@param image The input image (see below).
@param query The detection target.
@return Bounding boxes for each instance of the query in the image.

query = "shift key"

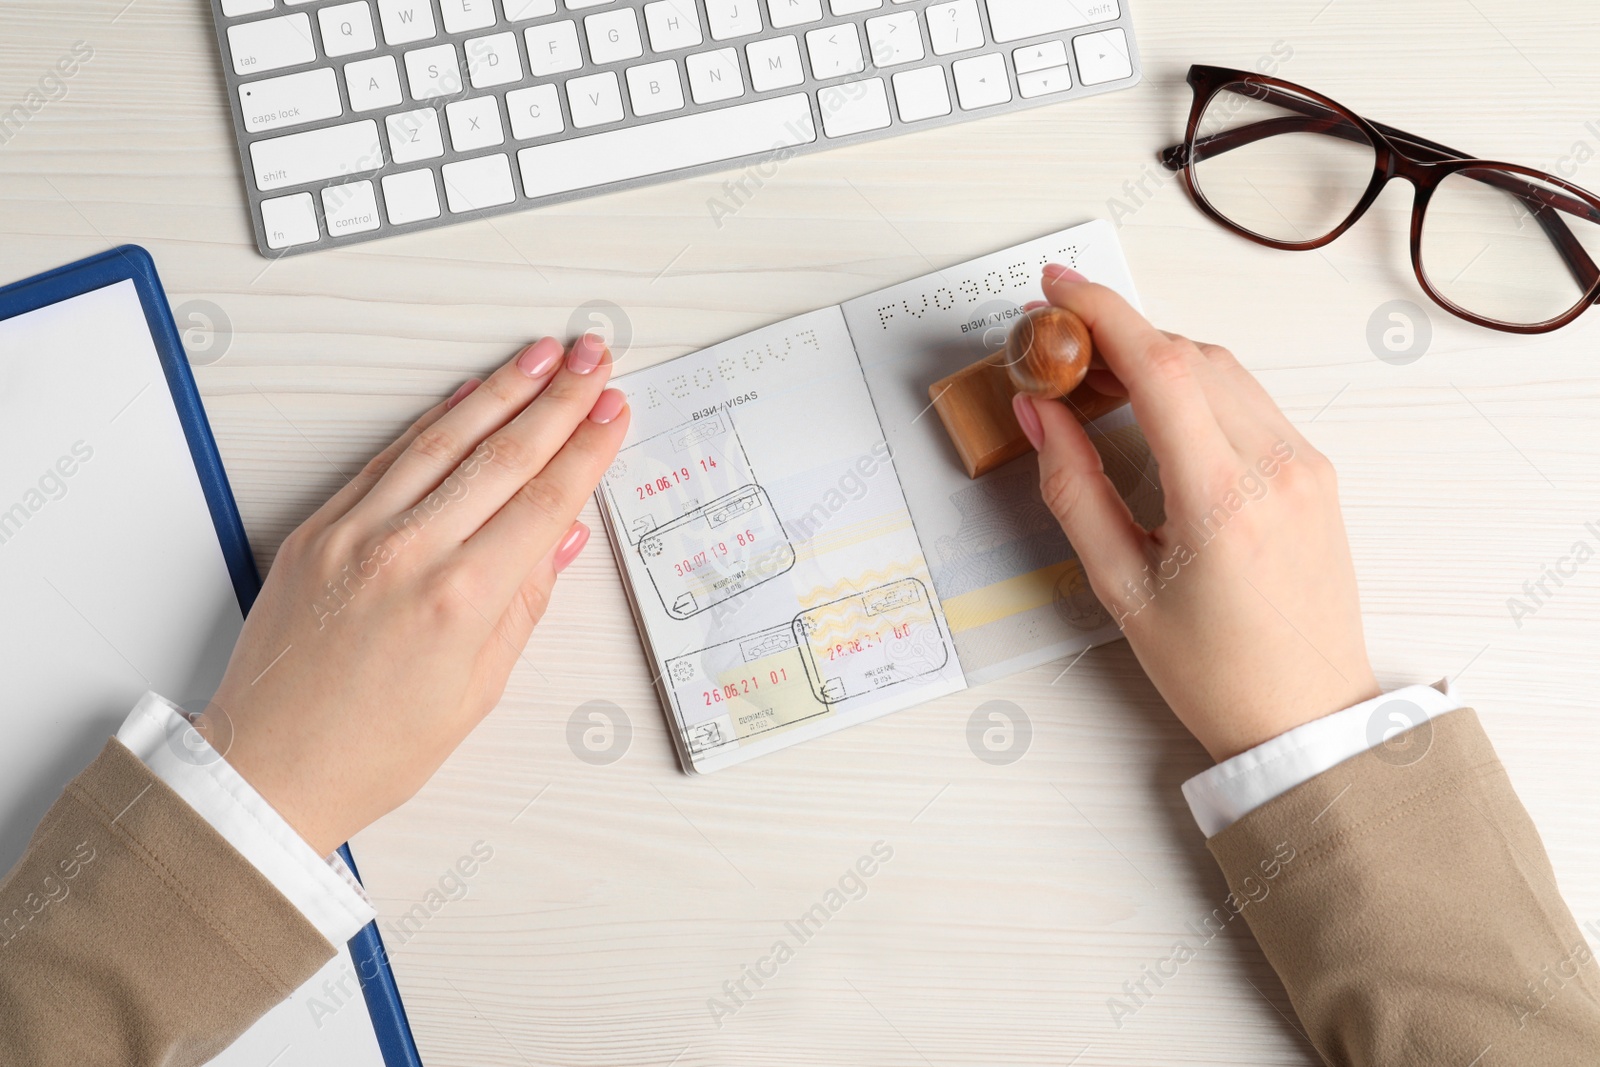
[984,0,1117,43]
[251,120,383,192]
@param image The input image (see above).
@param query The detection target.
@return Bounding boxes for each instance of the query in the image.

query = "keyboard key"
[440,0,497,34]
[986,0,1116,44]
[466,31,523,88]
[747,35,803,91]
[1012,39,1066,73]
[377,0,437,45]
[585,9,644,64]
[705,0,762,41]
[386,107,444,162]
[227,14,316,76]
[260,192,319,248]
[222,0,275,16]
[405,43,463,98]
[626,59,685,115]
[566,0,613,8]
[952,52,1009,108]
[322,179,381,235]
[381,169,441,223]
[819,77,889,135]
[865,11,921,66]
[446,96,505,150]
[250,119,383,191]
[239,68,342,133]
[1073,28,1132,84]
[506,84,565,138]
[526,21,582,75]
[1017,65,1069,97]
[345,55,403,110]
[442,154,517,211]
[829,0,880,13]
[767,0,821,29]
[926,0,981,55]
[891,64,949,120]
[686,47,743,102]
[644,0,703,51]
[504,0,557,18]
[517,92,813,197]
[318,2,376,57]
[567,71,625,127]
[805,24,863,79]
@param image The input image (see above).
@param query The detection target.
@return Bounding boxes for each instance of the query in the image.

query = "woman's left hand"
[200,334,628,855]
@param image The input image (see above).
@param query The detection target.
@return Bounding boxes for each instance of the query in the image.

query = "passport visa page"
[597,220,1159,772]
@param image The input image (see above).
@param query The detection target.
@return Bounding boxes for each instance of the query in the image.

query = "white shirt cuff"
[114,691,376,945]
[1181,681,1463,838]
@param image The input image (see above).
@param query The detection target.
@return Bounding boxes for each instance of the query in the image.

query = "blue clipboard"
[0,246,424,1067]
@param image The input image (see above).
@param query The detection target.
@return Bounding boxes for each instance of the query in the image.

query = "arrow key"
[1073,28,1132,85]
[1012,39,1067,74]
[1018,65,1071,98]
[952,52,1011,109]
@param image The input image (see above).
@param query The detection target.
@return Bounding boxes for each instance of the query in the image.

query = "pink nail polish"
[568,333,607,374]
[588,388,627,424]
[446,378,481,409]
[1043,263,1086,283]
[1012,393,1043,451]
[517,337,562,378]
[553,522,589,573]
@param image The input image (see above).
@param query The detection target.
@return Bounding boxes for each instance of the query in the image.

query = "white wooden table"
[4,2,1598,1063]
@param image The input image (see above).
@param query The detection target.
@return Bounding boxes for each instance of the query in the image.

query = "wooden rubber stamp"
[929,305,1127,478]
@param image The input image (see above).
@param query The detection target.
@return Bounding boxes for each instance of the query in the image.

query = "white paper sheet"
[0,279,388,1067]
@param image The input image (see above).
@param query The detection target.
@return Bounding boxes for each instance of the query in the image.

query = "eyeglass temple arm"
[1157,84,1373,169]
[1159,87,1600,298]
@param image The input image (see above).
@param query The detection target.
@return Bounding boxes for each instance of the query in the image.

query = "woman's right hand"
[1014,266,1379,763]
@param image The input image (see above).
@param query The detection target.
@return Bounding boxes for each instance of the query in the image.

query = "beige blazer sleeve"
[1209,708,1600,1065]
[0,738,334,1066]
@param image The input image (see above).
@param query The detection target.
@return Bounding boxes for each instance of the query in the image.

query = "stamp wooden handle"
[1002,305,1092,398]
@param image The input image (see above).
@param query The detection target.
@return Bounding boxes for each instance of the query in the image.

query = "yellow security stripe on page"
[790,512,914,566]
[940,559,1083,633]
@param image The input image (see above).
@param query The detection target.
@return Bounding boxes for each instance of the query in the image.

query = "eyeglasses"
[1160,65,1600,334]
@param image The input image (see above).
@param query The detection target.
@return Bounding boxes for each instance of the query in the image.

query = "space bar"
[517,94,817,199]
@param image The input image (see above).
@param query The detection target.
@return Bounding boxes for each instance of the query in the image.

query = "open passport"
[596,220,1163,773]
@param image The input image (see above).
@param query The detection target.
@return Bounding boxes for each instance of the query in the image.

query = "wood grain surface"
[2,2,1597,1063]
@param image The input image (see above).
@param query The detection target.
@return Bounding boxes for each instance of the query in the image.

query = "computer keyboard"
[210,0,1139,256]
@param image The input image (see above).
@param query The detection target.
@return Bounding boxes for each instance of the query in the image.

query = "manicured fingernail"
[1043,263,1086,282]
[588,388,627,424]
[446,378,481,409]
[568,333,607,374]
[1012,393,1043,451]
[517,336,562,378]
[553,522,589,573]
